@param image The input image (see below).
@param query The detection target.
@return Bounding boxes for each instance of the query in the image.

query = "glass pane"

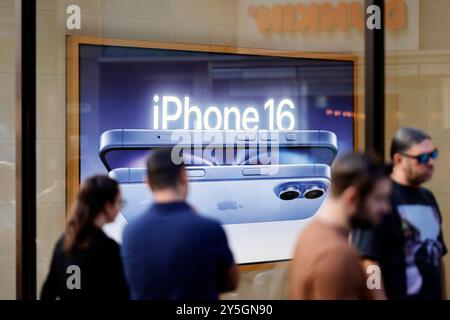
[36,0,67,299]
[0,0,16,300]
[36,0,367,299]
[386,0,450,295]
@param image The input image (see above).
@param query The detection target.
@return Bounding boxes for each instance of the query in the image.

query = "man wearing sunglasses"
[353,127,447,300]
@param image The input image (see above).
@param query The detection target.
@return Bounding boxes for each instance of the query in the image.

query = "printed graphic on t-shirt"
[397,205,443,295]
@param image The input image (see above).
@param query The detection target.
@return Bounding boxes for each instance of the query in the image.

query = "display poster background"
[72,38,356,263]
[79,44,355,179]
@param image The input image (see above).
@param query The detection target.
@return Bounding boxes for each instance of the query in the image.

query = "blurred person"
[353,128,447,300]
[121,147,239,300]
[40,175,129,300]
[290,153,391,300]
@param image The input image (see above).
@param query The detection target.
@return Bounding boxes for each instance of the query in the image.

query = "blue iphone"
[99,129,337,263]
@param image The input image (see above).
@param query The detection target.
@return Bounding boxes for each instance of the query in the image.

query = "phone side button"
[236,133,256,141]
[186,169,206,177]
[286,133,297,141]
[242,168,270,176]
[260,133,279,141]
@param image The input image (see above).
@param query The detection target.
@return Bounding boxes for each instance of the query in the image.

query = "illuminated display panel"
[67,36,357,263]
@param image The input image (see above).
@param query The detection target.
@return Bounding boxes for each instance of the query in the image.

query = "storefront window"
[0,0,16,300]
[35,0,369,299]
[385,0,450,294]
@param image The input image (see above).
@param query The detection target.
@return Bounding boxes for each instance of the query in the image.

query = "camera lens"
[303,186,325,199]
[278,186,301,201]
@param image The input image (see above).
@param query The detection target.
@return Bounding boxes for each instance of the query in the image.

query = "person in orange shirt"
[290,153,391,300]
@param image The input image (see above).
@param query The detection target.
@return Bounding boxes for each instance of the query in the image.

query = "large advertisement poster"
[70,37,356,264]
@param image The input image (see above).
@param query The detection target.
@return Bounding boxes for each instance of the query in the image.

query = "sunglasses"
[400,149,439,164]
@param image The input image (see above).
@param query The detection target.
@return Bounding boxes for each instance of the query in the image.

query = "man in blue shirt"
[121,147,239,300]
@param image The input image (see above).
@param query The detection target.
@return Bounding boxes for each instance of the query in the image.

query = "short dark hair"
[146,147,184,190]
[330,152,390,199]
[390,127,431,160]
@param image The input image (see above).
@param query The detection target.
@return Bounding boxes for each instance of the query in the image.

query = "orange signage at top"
[248,0,407,33]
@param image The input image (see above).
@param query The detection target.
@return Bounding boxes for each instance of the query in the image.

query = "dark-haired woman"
[40,175,129,300]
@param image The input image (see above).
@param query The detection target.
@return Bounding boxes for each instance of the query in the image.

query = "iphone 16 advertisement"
[78,44,355,263]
